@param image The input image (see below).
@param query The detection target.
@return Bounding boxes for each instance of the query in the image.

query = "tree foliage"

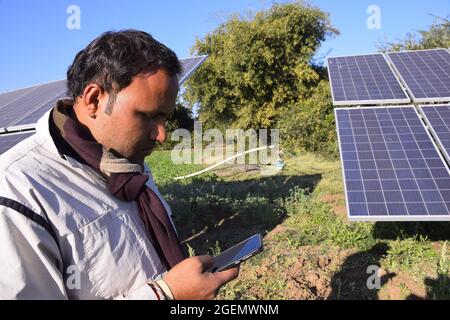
[166,103,194,133]
[158,103,194,149]
[277,80,337,156]
[183,1,338,133]
[378,16,450,52]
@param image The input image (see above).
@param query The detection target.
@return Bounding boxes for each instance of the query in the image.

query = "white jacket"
[0,110,176,300]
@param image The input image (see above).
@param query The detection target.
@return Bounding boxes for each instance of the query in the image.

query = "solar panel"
[335,106,450,221]
[178,55,208,85]
[0,80,67,130]
[0,131,35,155]
[0,85,38,112]
[388,49,450,103]
[327,54,410,106]
[0,56,208,132]
[420,104,450,164]
[11,89,68,128]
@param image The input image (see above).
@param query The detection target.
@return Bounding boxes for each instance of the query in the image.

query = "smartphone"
[209,234,263,272]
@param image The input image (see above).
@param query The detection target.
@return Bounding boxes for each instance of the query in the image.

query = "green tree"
[378,16,450,52]
[277,80,338,157]
[166,102,194,133]
[183,1,338,132]
[158,102,194,149]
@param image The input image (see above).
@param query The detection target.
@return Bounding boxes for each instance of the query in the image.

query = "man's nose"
[150,123,167,144]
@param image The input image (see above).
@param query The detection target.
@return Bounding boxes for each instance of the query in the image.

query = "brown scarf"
[51,99,186,269]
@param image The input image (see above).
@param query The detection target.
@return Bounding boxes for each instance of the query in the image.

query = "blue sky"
[0,0,448,92]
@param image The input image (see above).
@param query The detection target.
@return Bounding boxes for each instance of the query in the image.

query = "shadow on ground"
[159,174,322,255]
[329,241,450,300]
[407,275,450,300]
[373,222,450,241]
[328,243,396,300]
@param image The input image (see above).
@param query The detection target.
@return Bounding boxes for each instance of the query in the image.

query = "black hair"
[66,29,181,113]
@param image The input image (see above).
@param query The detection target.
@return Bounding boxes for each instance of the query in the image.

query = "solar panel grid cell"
[336,106,450,221]
[13,90,68,126]
[388,49,450,103]
[328,54,410,106]
[420,104,450,165]
[0,85,38,112]
[0,80,67,129]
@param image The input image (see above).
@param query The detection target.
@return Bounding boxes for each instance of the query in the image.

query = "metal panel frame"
[4,124,36,132]
[327,53,411,106]
[0,130,36,137]
[386,49,450,104]
[335,105,450,222]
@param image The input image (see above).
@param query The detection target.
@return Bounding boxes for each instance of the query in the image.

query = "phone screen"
[211,234,262,272]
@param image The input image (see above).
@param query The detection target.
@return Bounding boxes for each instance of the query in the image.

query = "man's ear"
[80,83,106,117]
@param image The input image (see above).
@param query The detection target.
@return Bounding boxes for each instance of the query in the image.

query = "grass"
[381,236,436,275]
[146,150,216,186]
[145,150,450,300]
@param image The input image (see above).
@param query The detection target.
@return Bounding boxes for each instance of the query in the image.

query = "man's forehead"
[114,71,170,96]
[132,71,178,96]
[137,69,178,85]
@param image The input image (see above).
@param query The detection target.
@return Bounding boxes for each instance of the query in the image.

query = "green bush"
[277,80,338,158]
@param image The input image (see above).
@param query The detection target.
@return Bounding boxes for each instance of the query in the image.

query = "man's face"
[94,69,179,164]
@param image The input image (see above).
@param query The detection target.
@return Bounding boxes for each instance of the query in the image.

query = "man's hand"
[163,255,239,300]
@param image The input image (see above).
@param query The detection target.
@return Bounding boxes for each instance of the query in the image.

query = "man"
[0,30,239,299]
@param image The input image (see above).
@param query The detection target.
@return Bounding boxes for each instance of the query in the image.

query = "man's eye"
[140,113,165,122]
[139,112,153,120]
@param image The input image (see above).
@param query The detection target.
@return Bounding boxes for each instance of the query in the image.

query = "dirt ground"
[232,226,432,300]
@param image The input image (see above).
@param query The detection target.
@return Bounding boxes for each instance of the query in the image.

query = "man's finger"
[214,265,240,285]
[196,255,214,271]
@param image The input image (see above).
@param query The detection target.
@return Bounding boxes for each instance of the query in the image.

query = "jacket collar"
[35,103,102,177]
[35,101,156,182]
[36,108,61,157]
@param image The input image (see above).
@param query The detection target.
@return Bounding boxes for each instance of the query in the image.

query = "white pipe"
[174,145,276,180]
